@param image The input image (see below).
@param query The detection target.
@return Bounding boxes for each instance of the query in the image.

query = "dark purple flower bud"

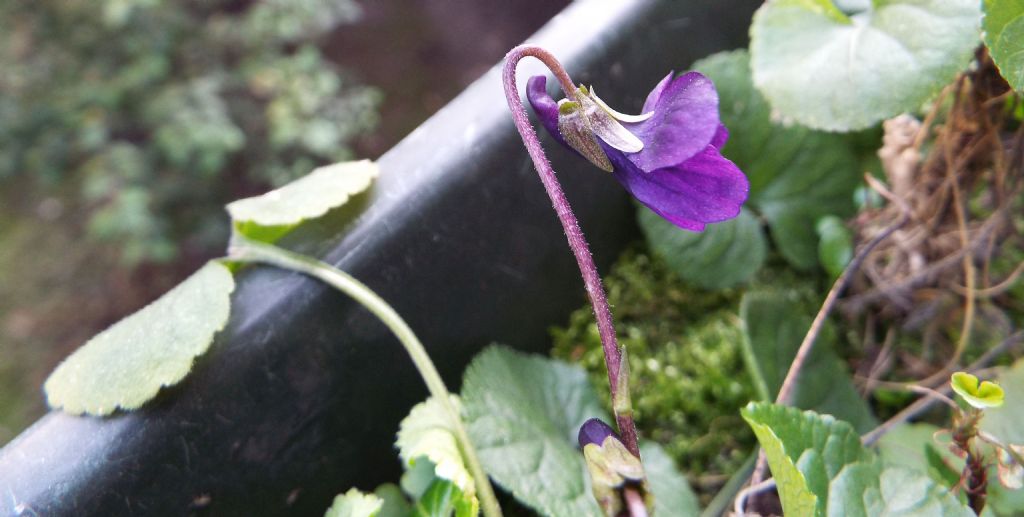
[527,72,749,232]
[579,417,618,448]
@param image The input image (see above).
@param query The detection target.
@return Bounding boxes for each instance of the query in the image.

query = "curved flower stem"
[228,237,503,517]
[502,44,639,457]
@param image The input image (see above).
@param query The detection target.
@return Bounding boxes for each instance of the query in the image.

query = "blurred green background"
[0,0,567,444]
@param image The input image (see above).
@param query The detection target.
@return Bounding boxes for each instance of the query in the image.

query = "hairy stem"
[228,237,503,517]
[502,43,639,456]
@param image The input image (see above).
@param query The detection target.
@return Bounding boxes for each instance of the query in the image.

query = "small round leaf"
[951,371,1005,408]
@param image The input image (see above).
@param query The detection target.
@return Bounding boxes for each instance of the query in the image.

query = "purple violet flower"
[527,72,749,232]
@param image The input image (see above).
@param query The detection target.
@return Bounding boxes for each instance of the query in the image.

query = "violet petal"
[710,124,729,150]
[526,75,568,149]
[624,71,720,172]
[604,141,749,231]
[641,71,673,114]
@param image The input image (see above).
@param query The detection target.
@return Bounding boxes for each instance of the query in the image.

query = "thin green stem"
[228,237,502,517]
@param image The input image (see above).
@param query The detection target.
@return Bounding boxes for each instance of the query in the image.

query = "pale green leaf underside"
[396,395,477,501]
[461,345,606,517]
[983,0,1024,90]
[226,159,378,242]
[45,261,235,415]
[694,50,860,270]
[325,488,384,517]
[638,206,766,289]
[751,0,982,131]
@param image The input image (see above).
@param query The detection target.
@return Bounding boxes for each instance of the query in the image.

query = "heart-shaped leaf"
[750,0,981,131]
[951,371,1005,408]
[45,261,235,415]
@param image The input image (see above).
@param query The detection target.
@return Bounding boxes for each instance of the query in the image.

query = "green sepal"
[582,436,652,516]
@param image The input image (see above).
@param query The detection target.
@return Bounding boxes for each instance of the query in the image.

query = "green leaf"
[44,261,235,415]
[951,371,1006,408]
[741,403,861,516]
[373,484,412,517]
[829,463,975,516]
[414,479,477,517]
[396,396,477,504]
[875,423,961,487]
[325,488,383,517]
[983,0,1024,90]
[742,403,972,516]
[462,346,701,516]
[640,441,700,517]
[980,359,1024,516]
[816,216,853,278]
[402,458,440,501]
[226,159,378,243]
[638,206,766,289]
[461,345,606,516]
[750,0,981,131]
[739,291,877,432]
[693,50,861,270]
[981,359,1024,443]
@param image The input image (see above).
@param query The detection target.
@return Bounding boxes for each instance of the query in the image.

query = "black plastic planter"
[0,1,758,515]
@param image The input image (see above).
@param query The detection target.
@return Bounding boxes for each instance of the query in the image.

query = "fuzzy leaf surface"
[45,261,234,415]
[750,0,981,131]
[227,159,378,242]
[461,346,606,516]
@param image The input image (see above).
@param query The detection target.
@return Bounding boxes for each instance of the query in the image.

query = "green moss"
[550,248,757,482]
